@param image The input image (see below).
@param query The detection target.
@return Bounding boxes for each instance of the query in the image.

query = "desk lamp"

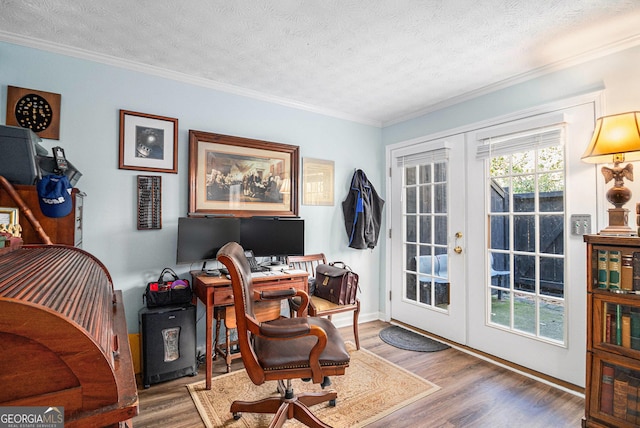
[582,111,640,235]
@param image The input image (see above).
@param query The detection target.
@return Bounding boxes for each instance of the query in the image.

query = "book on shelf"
[633,252,640,291]
[604,304,619,346]
[622,254,634,290]
[617,304,623,346]
[631,308,640,351]
[598,250,609,288]
[614,372,629,419]
[601,364,615,415]
[609,250,622,289]
[637,379,640,426]
[627,376,640,423]
[623,314,632,348]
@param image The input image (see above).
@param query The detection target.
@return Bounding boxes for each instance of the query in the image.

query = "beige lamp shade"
[582,112,640,163]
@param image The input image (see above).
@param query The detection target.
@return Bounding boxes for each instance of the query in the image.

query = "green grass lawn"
[490,293,564,342]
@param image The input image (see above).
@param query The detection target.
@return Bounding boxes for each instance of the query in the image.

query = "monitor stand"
[264,256,287,271]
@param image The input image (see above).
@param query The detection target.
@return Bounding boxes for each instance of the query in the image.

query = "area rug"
[187,342,440,427]
[379,325,450,352]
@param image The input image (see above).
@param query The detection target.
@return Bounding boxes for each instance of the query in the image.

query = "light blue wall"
[0,41,385,339]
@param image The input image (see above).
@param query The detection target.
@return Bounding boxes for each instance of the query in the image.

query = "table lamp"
[581,111,640,235]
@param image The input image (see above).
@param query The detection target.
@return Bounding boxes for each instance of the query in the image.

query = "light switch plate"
[570,214,591,235]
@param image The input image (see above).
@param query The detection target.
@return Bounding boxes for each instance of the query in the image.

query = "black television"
[0,124,47,185]
[176,217,240,268]
[240,217,304,259]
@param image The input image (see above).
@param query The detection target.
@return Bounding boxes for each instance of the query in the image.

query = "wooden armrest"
[293,290,309,316]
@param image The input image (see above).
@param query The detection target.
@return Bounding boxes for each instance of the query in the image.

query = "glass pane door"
[465,102,596,386]
[390,135,466,344]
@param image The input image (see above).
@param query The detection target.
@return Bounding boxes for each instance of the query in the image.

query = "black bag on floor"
[315,262,359,305]
[144,268,192,308]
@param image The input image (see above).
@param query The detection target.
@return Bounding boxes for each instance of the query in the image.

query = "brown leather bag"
[315,262,359,305]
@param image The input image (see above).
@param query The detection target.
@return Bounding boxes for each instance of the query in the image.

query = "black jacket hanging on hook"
[342,169,385,249]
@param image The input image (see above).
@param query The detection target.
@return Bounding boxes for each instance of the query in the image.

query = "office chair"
[217,242,350,428]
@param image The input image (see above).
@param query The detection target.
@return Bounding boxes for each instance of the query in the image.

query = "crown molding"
[2,30,638,130]
[383,34,640,127]
[0,31,382,128]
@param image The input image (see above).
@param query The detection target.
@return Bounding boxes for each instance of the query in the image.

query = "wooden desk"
[191,270,309,390]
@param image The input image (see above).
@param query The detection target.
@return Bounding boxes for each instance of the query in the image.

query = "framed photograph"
[119,110,178,173]
[188,130,299,217]
[302,158,335,206]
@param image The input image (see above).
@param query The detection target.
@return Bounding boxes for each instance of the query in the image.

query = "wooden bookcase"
[584,235,640,427]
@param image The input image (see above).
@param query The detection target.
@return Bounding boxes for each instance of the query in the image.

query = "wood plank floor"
[132,320,585,427]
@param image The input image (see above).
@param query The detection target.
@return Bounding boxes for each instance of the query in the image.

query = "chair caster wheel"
[329,399,336,407]
[233,412,242,420]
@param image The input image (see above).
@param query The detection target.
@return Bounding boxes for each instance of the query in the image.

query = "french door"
[388,99,598,386]
[389,134,466,344]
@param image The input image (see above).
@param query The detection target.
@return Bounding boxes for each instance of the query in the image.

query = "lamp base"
[599,207,635,236]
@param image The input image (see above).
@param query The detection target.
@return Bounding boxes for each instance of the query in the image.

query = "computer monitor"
[176,217,240,268]
[240,217,304,258]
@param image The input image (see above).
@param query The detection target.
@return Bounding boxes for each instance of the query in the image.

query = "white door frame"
[384,91,603,387]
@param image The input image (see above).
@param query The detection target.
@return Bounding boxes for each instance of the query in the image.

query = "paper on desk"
[282,269,309,275]
[250,272,267,278]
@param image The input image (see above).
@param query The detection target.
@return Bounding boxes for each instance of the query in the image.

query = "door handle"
[454,232,463,254]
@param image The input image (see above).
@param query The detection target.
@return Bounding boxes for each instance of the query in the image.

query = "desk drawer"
[213,287,234,305]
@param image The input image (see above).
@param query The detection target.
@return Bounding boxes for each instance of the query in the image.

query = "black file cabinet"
[139,304,197,388]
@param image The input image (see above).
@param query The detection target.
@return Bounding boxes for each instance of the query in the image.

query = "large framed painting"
[188,131,299,217]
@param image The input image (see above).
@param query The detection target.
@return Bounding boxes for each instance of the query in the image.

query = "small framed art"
[302,158,334,206]
[0,207,21,237]
[119,110,178,173]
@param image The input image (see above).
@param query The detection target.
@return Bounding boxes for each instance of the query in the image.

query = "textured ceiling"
[1,0,640,126]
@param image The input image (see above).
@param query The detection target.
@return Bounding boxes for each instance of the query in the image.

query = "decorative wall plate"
[6,85,61,139]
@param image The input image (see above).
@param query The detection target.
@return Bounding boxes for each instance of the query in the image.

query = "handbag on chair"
[315,262,359,305]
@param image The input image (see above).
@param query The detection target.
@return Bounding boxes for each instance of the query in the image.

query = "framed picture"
[0,207,19,225]
[0,207,21,237]
[119,110,178,173]
[188,130,299,217]
[302,158,334,206]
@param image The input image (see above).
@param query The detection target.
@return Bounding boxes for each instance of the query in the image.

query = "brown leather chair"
[287,253,361,350]
[217,242,350,428]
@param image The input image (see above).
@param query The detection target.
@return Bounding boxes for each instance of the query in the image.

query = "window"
[400,147,450,309]
[479,124,566,343]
